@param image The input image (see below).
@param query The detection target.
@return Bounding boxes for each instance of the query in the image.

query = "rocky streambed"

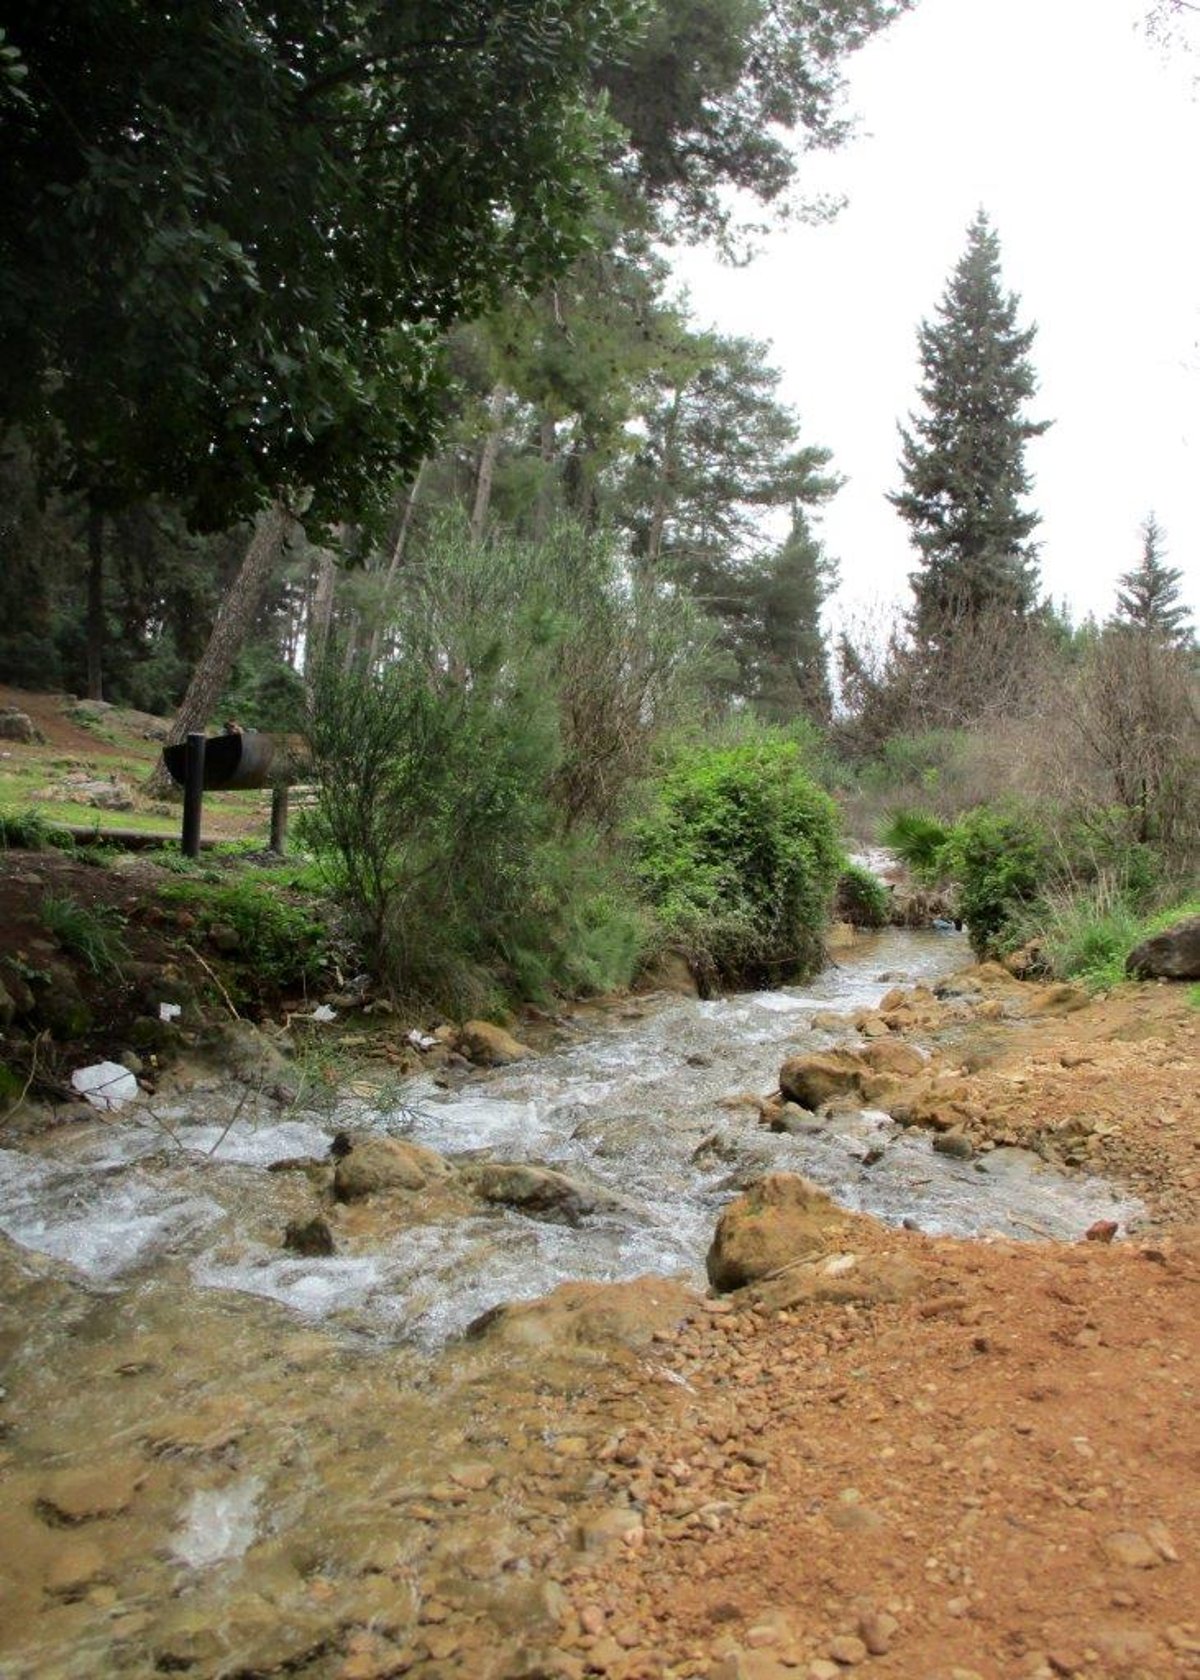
[0,931,1165,1679]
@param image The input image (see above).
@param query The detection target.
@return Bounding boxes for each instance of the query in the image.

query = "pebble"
[1101,1530,1161,1570]
[826,1634,868,1665]
[857,1612,897,1655]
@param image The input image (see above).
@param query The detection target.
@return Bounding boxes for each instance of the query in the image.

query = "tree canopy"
[0,0,640,528]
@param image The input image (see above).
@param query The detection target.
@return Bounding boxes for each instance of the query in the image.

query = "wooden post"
[181,732,206,859]
[269,784,289,856]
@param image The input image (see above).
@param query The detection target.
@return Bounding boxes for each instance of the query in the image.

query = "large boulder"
[1126,916,1200,981]
[332,1135,451,1201]
[0,707,40,743]
[468,1162,605,1225]
[706,1173,847,1293]
[456,1019,534,1067]
[778,1050,869,1110]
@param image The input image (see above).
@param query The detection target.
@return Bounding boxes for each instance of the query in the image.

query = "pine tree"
[736,509,839,724]
[891,211,1050,656]
[1112,514,1194,646]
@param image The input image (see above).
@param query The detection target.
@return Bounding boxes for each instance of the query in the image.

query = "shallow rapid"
[0,929,1138,1345]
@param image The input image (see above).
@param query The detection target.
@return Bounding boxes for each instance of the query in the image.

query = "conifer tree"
[1112,514,1194,646]
[891,211,1050,657]
[737,510,838,723]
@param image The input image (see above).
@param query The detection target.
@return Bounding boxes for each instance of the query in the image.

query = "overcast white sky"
[673,0,1200,631]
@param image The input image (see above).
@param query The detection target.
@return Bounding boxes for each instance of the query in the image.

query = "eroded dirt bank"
[0,971,1196,1680]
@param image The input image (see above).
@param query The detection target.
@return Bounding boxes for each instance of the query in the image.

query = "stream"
[0,928,1144,1680]
[0,928,1137,1345]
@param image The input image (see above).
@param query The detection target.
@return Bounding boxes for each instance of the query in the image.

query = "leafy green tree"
[622,334,837,584]
[1112,514,1194,647]
[891,211,1050,656]
[1,1,638,531]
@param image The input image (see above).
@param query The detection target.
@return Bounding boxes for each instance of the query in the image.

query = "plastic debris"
[406,1029,439,1052]
[158,1002,182,1022]
[70,1062,139,1112]
[310,1004,338,1023]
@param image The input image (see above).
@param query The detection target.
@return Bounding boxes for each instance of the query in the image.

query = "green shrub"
[305,522,702,1010]
[858,729,969,796]
[41,894,129,976]
[0,806,66,852]
[939,806,1049,958]
[632,734,842,986]
[836,861,891,928]
[880,809,950,879]
[161,878,330,994]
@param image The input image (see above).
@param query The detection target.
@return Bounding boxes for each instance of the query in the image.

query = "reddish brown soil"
[526,986,1200,1680]
[0,684,126,755]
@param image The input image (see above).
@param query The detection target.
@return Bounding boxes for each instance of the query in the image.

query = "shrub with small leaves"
[633,734,842,986]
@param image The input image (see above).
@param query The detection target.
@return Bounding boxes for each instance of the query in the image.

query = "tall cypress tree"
[891,211,1050,654]
[1112,513,1194,646]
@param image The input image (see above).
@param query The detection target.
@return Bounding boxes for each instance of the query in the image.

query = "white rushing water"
[0,930,1140,1341]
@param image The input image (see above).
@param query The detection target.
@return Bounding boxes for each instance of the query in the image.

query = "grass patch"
[41,893,130,976]
[0,806,64,851]
[160,876,332,995]
[1032,888,1200,991]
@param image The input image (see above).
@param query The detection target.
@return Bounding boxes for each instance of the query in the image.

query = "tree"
[598,0,914,244]
[1,2,640,533]
[2,2,643,725]
[735,510,839,723]
[1112,514,1194,646]
[891,211,1050,660]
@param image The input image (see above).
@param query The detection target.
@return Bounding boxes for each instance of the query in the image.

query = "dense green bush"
[835,861,891,928]
[632,734,842,987]
[160,878,331,995]
[937,805,1049,958]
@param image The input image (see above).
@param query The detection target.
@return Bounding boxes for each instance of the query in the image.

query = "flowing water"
[0,929,1136,1346]
[0,930,1141,1677]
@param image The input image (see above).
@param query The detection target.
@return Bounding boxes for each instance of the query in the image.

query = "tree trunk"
[469,383,507,542]
[165,499,290,746]
[85,505,105,701]
[306,542,338,680]
[533,413,557,542]
[646,385,682,570]
[366,461,426,668]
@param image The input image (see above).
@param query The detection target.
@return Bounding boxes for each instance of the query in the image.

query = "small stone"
[827,1635,868,1665]
[44,1540,108,1595]
[857,1612,897,1656]
[283,1216,336,1257]
[1101,1530,1160,1569]
[1085,1220,1118,1243]
[932,1129,974,1160]
[37,1463,142,1525]
[448,1462,496,1491]
[809,1664,841,1680]
[1145,1520,1178,1562]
